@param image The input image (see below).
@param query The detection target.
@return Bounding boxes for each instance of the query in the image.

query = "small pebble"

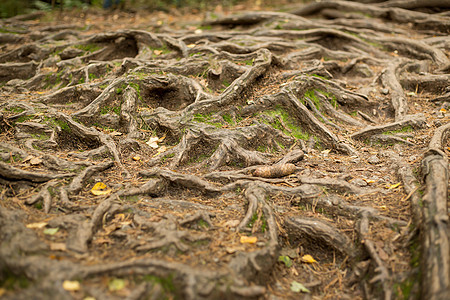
[368,155,380,164]
[381,88,389,95]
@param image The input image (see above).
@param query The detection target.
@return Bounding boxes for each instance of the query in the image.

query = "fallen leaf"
[240,236,257,244]
[406,92,415,96]
[22,155,34,163]
[108,278,125,291]
[363,178,375,184]
[43,227,59,235]
[0,288,5,297]
[153,50,163,56]
[132,156,141,161]
[187,44,196,48]
[278,255,293,268]
[290,281,310,293]
[26,222,48,229]
[91,182,111,196]
[321,149,331,155]
[386,182,401,189]
[300,254,317,263]
[440,108,446,113]
[146,136,160,148]
[110,131,123,136]
[63,280,80,291]
[50,242,67,251]
[379,205,387,210]
[30,157,42,165]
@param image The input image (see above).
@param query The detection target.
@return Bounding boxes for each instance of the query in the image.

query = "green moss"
[310,73,328,80]
[382,125,413,135]
[78,77,85,84]
[350,111,358,117]
[14,115,34,123]
[128,82,143,101]
[130,71,148,80]
[31,133,48,140]
[256,145,267,152]
[197,219,209,228]
[222,114,234,125]
[0,268,30,290]
[304,90,321,110]
[199,25,212,30]
[54,119,70,132]
[222,80,231,87]
[193,113,223,128]
[3,154,21,163]
[74,43,102,53]
[150,45,171,58]
[88,73,97,81]
[142,274,175,293]
[5,107,25,113]
[247,212,258,229]
[115,87,123,94]
[263,107,310,140]
[161,153,175,162]
[100,105,121,115]
[100,83,109,89]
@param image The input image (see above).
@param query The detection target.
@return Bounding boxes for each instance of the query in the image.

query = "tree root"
[419,122,450,299]
[285,216,355,259]
[351,114,426,140]
[356,212,392,300]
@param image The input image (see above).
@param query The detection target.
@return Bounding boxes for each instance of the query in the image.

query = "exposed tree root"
[0,2,448,299]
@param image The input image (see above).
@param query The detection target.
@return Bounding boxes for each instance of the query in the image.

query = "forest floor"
[0,1,449,299]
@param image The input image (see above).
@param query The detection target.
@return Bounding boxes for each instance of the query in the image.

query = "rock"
[381,88,389,95]
[368,155,380,164]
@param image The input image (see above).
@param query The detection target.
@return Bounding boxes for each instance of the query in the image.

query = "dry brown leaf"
[26,222,47,229]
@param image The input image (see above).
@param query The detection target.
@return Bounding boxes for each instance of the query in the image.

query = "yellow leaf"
[300,254,317,263]
[63,280,80,291]
[26,222,47,229]
[240,236,257,244]
[440,108,447,113]
[187,44,196,48]
[363,179,375,184]
[153,50,163,56]
[36,91,46,94]
[0,288,5,297]
[132,156,141,161]
[386,182,401,189]
[379,205,387,210]
[91,182,111,196]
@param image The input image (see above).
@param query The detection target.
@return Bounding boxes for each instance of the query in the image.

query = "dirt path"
[0,1,449,299]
